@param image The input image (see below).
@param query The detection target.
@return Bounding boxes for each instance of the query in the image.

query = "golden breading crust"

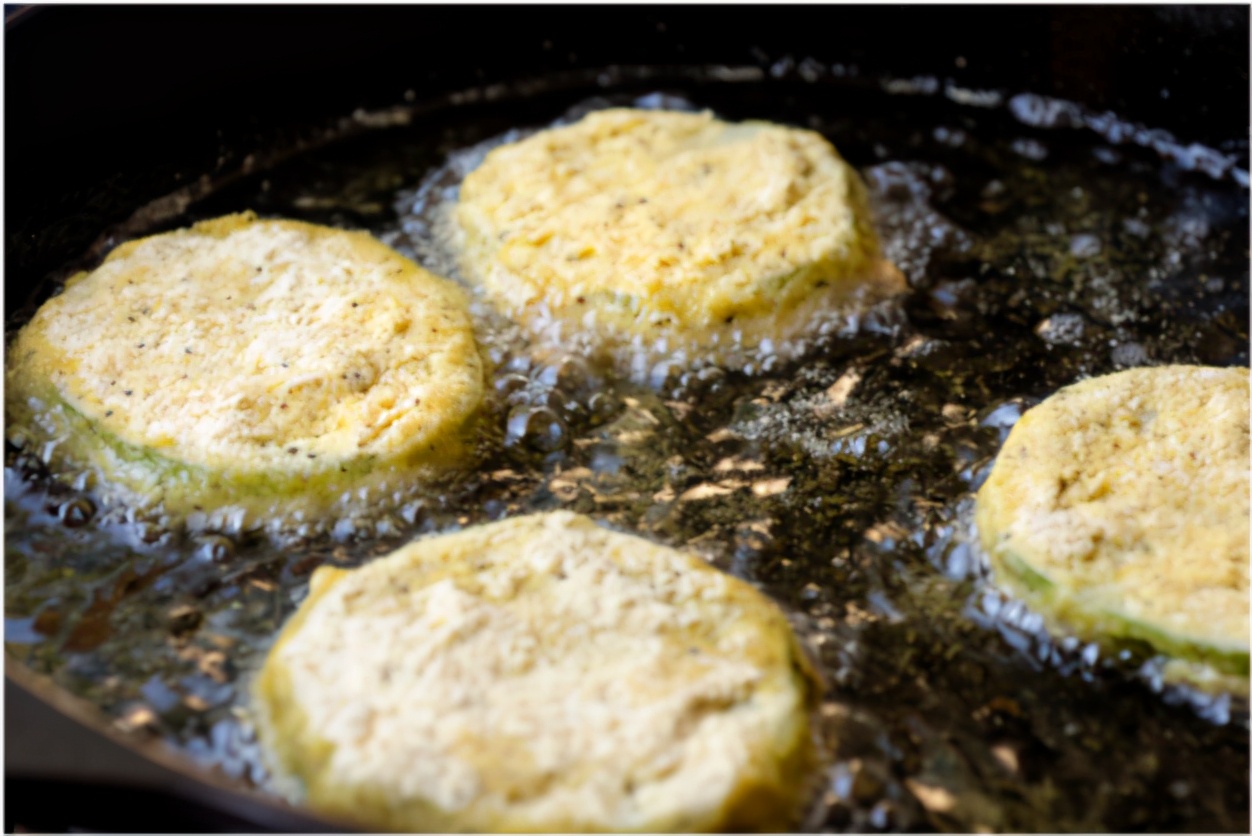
[455,109,904,371]
[6,213,486,526]
[254,511,821,832]
[976,366,1249,691]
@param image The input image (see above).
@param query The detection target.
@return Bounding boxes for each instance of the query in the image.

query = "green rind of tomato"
[7,383,478,522]
[992,546,1249,679]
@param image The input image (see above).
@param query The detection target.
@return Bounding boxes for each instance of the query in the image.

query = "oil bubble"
[586,392,619,424]
[649,359,685,392]
[57,496,95,528]
[535,354,594,394]
[933,126,967,147]
[540,388,568,414]
[1034,312,1087,346]
[1069,234,1102,258]
[977,398,1038,440]
[1010,137,1049,161]
[195,534,236,563]
[1110,341,1150,368]
[494,373,530,397]
[399,500,426,525]
[506,405,567,453]
[132,521,167,546]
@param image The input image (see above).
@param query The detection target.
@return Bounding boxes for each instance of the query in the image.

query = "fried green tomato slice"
[455,108,904,373]
[6,213,486,528]
[976,366,1250,693]
[254,511,821,832]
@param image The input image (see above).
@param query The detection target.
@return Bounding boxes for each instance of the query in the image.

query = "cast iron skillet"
[5,6,1250,832]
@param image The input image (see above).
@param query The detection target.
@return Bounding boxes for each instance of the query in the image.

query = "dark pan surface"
[6,46,1250,836]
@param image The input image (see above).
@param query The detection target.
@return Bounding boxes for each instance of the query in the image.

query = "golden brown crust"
[976,366,1250,688]
[6,213,486,522]
[455,109,904,369]
[254,511,820,832]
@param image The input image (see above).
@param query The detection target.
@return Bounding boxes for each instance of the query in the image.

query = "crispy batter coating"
[6,213,486,524]
[976,366,1250,690]
[456,109,903,370]
[255,511,821,832]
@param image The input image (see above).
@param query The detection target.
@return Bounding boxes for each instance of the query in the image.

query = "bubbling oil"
[5,76,1249,833]
[393,95,908,386]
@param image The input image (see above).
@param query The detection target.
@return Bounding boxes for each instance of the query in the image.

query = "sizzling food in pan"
[5,213,487,533]
[455,108,904,378]
[255,511,821,832]
[976,365,1250,694]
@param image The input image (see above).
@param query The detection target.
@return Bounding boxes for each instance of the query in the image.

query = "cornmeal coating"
[455,109,903,369]
[6,213,486,525]
[255,511,821,832]
[976,366,1249,691]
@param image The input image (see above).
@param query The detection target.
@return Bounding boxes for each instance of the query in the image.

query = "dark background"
[8,5,1249,146]
[6,5,1250,304]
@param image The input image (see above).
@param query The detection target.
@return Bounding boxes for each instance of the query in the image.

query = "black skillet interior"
[5,6,1251,833]
[8,4,1250,307]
